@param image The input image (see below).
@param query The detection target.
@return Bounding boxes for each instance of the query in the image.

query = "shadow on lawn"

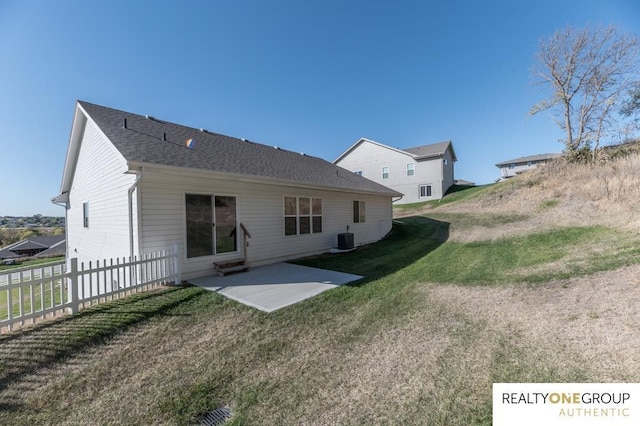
[0,285,205,412]
[296,215,450,286]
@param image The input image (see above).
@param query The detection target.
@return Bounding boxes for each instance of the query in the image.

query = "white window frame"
[284,196,323,236]
[406,163,415,176]
[419,184,432,199]
[382,166,389,179]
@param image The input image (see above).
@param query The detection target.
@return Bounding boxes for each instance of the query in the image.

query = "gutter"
[127,168,144,258]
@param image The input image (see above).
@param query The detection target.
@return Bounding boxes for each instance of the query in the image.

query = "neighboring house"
[495,153,562,180]
[334,138,457,204]
[52,101,401,280]
[0,235,66,260]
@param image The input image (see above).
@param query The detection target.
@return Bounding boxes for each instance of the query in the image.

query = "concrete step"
[214,259,249,276]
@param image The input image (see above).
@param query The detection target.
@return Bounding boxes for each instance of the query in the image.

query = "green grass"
[394,184,493,211]
[0,217,638,424]
[0,256,65,272]
[426,212,529,228]
[0,258,67,320]
[413,225,625,284]
[0,279,67,320]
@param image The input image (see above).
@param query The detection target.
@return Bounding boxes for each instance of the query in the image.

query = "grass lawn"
[0,217,638,424]
[0,256,65,273]
[0,258,67,320]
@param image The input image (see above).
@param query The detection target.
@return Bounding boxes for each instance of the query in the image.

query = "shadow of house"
[294,215,450,286]
[0,286,205,412]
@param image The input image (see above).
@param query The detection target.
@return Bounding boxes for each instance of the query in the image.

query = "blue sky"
[1,0,638,216]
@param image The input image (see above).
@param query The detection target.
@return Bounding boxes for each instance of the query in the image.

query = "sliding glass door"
[186,194,237,258]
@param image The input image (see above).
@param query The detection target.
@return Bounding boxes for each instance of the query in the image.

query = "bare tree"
[530,25,640,162]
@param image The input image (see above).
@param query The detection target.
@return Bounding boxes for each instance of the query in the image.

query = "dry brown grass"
[424,151,640,243]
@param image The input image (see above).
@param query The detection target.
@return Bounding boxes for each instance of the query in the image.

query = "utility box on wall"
[337,233,354,250]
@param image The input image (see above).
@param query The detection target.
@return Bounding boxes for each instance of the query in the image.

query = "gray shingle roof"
[495,153,562,167]
[78,101,401,197]
[403,141,456,161]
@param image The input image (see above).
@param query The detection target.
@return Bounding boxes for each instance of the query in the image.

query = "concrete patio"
[188,262,363,312]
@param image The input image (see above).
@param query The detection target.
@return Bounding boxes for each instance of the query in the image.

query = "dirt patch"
[428,265,640,382]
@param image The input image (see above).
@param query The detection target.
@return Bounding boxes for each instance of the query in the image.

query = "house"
[0,235,66,260]
[52,101,401,280]
[495,153,562,180]
[333,138,457,204]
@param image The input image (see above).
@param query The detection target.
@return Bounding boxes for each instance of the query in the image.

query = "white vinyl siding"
[138,167,393,280]
[66,117,137,266]
[334,139,456,204]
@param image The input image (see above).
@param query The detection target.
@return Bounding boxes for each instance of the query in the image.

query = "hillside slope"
[392,151,640,383]
[398,149,640,241]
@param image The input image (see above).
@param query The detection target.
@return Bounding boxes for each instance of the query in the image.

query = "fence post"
[67,258,80,315]
[173,244,182,285]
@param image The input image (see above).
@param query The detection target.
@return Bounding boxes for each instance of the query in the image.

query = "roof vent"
[200,128,208,133]
[123,118,127,129]
[241,138,247,142]
[145,115,155,120]
[163,132,167,141]
[274,146,280,150]
[186,138,197,149]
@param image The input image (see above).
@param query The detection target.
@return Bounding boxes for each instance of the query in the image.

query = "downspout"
[51,195,70,259]
[127,168,144,258]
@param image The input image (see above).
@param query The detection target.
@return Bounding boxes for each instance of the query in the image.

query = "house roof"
[334,137,456,163]
[403,141,457,161]
[0,249,19,260]
[495,153,562,167]
[8,240,49,251]
[0,236,65,258]
[57,102,401,198]
[36,240,66,257]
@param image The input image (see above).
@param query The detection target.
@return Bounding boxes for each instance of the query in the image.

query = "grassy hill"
[1,151,640,424]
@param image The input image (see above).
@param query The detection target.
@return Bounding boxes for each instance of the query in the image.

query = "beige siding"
[66,118,137,266]
[335,140,452,204]
[138,167,393,280]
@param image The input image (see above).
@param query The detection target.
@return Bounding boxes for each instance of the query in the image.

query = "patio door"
[186,194,237,258]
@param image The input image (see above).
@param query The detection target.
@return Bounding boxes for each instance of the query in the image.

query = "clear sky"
[1,0,638,216]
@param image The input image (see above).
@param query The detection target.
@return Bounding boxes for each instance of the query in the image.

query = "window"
[353,200,365,223]
[419,185,432,198]
[312,198,322,233]
[299,197,311,234]
[406,163,415,176]
[83,202,89,228]
[443,159,448,165]
[284,197,322,236]
[382,166,389,179]
[509,163,515,169]
[284,196,297,236]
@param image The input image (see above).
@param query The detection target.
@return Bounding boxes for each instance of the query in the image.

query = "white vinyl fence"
[0,246,181,333]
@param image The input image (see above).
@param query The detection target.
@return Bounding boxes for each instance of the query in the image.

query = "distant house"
[495,153,562,180]
[334,138,457,204]
[0,235,66,260]
[52,101,401,280]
